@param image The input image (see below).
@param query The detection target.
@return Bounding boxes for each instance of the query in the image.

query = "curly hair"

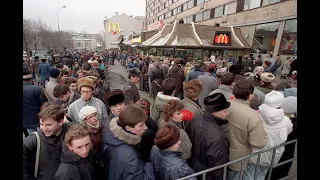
[163,100,184,122]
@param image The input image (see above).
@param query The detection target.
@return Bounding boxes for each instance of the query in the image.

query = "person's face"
[125,121,147,136]
[66,135,91,158]
[131,76,140,83]
[69,83,77,92]
[62,75,69,81]
[171,110,183,122]
[92,64,99,69]
[78,73,84,78]
[80,87,93,101]
[213,108,229,119]
[59,91,71,102]
[169,140,181,151]
[40,118,64,137]
[109,102,125,116]
[84,112,99,126]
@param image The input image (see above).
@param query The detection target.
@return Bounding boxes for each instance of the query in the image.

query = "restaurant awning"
[111,35,124,45]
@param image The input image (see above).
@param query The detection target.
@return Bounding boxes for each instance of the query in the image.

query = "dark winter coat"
[101,117,156,180]
[93,87,107,105]
[150,66,164,95]
[62,57,73,69]
[168,64,185,94]
[150,146,196,180]
[38,62,51,82]
[23,123,73,180]
[54,142,96,180]
[93,68,105,80]
[123,81,140,105]
[188,111,230,180]
[140,117,158,162]
[23,82,48,129]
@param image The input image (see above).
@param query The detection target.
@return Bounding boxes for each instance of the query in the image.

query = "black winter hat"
[204,93,231,113]
[128,68,140,79]
[106,89,125,107]
[49,68,60,78]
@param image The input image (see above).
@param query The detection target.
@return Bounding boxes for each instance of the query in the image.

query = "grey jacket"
[209,84,234,100]
[123,81,140,105]
[197,73,219,108]
[150,146,196,180]
[150,92,180,123]
[67,97,109,123]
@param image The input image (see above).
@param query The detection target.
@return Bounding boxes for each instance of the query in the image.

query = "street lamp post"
[57,6,66,35]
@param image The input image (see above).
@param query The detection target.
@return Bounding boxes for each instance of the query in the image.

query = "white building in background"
[69,33,103,51]
[103,12,145,49]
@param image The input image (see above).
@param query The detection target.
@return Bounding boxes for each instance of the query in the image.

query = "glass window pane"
[252,22,280,54]
[279,19,297,55]
[262,0,280,6]
[195,13,203,22]
[225,2,237,14]
[188,0,194,9]
[203,10,210,20]
[244,0,261,10]
[214,6,224,18]
[197,0,204,6]
[177,6,181,13]
[183,3,188,11]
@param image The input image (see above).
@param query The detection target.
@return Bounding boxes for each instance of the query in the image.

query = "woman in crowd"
[159,99,192,160]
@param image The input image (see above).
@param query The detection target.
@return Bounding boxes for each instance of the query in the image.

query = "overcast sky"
[23,0,146,34]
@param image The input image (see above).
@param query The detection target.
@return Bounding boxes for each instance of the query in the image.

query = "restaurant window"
[214,6,224,18]
[203,10,210,20]
[197,0,204,6]
[279,19,297,55]
[262,0,280,6]
[244,0,261,10]
[169,0,172,5]
[183,3,188,11]
[166,11,172,18]
[188,0,194,9]
[186,16,193,23]
[224,2,237,15]
[195,13,203,22]
[76,42,82,47]
[252,22,280,54]
[177,6,182,13]
[165,1,169,8]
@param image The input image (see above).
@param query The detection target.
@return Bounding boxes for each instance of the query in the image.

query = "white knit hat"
[78,106,97,123]
[264,90,285,108]
[281,96,297,114]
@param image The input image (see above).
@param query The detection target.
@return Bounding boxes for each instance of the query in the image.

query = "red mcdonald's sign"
[214,32,231,45]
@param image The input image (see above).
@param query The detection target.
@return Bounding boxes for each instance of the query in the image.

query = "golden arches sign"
[108,22,121,33]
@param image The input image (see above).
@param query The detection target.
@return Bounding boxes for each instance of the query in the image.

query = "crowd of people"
[23,50,297,180]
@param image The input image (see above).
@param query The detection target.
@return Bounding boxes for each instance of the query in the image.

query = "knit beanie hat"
[50,68,60,78]
[283,88,297,97]
[264,90,285,108]
[184,79,203,99]
[77,77,95,91]
[154,124,180,150]
[78,106,97,124]
[280,96,297,114]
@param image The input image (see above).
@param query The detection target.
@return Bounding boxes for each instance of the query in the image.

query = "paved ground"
[105,61,296,179]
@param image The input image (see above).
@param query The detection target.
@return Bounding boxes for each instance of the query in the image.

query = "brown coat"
[225,99,268,171]
[168,64,185,94]
[123,81,140,105]
[150,66,164,95]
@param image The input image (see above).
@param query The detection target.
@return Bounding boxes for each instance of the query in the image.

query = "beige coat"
[225,99,268,171]
[45,77,60,101]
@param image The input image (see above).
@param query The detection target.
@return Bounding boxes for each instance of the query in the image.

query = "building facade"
[104,13,145,49]
[145,0,297,60]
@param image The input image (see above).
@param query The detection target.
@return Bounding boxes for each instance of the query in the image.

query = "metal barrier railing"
[177,139,297,180]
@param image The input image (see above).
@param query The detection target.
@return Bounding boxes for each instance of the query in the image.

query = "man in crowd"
[123,68,141,105]
[23,69,48,135]
[45,67,61,101]
[53,84,80,113]
[67,77,109,123]
[226,79,268,179]
[23,103,73,180]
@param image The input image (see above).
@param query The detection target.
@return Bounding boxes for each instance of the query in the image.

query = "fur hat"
[204,93,231,113]
[128,68,140,79]
[106,90,125,107]
[280,96,297,114]
[184,79,203,99]
[283,88,297,97]
[49,68,60,78]
[260,72,275,83]
[264,90,284,108]
[154,124,180,150]
[78,106,97,123]
[77,77,95,91]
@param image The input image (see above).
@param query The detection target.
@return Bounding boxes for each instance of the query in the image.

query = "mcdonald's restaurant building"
[103,12,146,49]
